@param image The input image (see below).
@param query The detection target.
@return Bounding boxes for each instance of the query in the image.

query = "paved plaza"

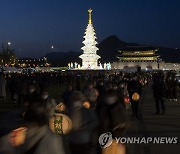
[126,84,180,154]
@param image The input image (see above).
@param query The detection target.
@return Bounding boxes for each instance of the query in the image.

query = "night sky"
[0,0,180,58]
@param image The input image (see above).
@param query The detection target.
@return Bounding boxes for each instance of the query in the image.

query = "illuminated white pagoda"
[79,9,101,69]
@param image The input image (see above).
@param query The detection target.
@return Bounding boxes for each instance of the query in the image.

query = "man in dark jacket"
[127,76,142,118]
[152,76,166,114]
[63,83,73,108]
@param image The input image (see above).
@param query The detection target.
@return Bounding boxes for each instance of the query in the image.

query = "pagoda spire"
[79,9,101,69]
[88,8,92,24]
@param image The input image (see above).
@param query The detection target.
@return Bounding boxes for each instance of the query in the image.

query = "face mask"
[89,86,93,89]
[113,86,118,90]
[73,101,82,108]
[29,89,35,93]
[133,77,137,81]
[42,95,48,100]
[100,83,103,86]
[120,84,124,88]
[105,97,117,105]
[68,88,72,91]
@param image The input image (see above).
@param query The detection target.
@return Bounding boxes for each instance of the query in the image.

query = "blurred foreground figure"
[23,102,65,154]
[40,91,56,117]
[84,82,99,109]
[99,90,127,154]
[0,101,65,154]
[99,90,127,135]
[69,91,99,154]
[0,110,24,154]
[0,74,7,101]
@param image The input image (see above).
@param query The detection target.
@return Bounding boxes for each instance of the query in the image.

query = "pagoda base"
[80,66,101,70]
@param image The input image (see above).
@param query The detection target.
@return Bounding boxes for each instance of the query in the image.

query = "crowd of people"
[0,70,179,154]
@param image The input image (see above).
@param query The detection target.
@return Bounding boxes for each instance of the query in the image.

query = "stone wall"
[112,61,165,70]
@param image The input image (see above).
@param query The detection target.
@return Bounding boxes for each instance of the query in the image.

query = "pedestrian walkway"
[126,84,180,154]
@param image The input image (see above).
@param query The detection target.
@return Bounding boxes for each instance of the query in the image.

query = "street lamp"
[8,42,11,45]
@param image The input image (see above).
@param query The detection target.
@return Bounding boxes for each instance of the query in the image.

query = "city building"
[17,57,49,68]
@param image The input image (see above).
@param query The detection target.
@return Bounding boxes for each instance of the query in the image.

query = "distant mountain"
[46,35,180,66]
[97,35,139,62]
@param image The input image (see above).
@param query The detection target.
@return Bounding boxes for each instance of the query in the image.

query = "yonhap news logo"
[99,132,178,148]
[98,132,113,148]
